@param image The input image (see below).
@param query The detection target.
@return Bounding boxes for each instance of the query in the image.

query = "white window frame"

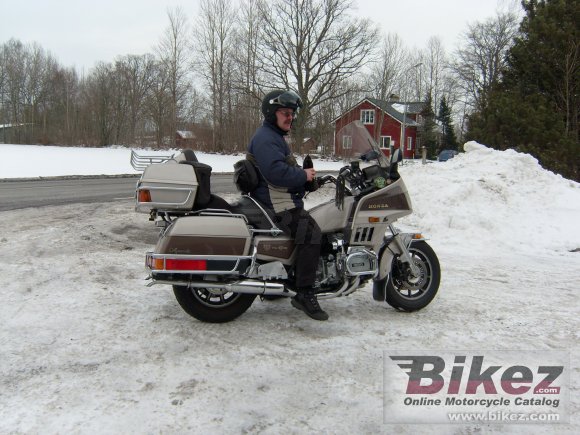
[360,109,375,125]
[407,136,413,151]
[379,136,391,149]
[342,135,352,149]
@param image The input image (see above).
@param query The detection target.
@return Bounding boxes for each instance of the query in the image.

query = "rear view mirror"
[360,150,379,162]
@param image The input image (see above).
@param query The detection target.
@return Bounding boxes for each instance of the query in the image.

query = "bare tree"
[47,65,79,144]
[193,0,238,152]
[145,61,172,148]
[157,6,191,147]
[368,33,408,102]
[115,54,155,145]
[451,11,519,111]
[419,37,447,111]
[230,0,264,144]
[2,39,27,143]
[257,0,379,152]
[83,62,117,146]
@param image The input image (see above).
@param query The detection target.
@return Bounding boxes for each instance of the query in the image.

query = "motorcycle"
[135,120,440,323]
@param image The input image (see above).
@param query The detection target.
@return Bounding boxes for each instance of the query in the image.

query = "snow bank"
[398,143,580,253]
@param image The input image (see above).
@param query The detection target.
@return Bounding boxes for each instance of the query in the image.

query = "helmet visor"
[269,90,303,109]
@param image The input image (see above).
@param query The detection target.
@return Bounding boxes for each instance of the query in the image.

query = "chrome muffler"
[147,278,295,296]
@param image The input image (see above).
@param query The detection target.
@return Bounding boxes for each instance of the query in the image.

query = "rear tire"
[173,285,256,323]
[381,241,441,311]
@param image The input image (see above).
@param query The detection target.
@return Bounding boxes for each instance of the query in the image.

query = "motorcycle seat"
[228,195,276,230]
[192,194,230,212]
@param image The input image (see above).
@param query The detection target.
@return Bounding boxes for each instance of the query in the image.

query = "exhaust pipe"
[148,278,295,297]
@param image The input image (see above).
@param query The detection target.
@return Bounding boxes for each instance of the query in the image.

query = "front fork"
[379,225,422,280]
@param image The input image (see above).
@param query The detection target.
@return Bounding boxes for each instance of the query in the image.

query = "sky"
[1,140,578,433]
[0,0,518,73]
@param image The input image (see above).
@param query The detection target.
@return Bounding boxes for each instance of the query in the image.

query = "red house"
[175,130,196,148]
[333,97,424,159]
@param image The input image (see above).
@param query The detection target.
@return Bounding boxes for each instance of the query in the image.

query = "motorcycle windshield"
[336,120,390,168]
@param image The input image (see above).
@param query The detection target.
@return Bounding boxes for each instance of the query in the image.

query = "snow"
[1,143,579,433]
[0,144,343,179]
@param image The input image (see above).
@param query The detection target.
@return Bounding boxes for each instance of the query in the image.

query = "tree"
[419,92,438,158]
[421,37,447,111]
[256,0,379,152]
[468,0,579,181]
[451,12,519,111]
[194,0,237,152]
[367,33,407,101]
[438,96,458,151]
[145,61,172,148]
[115,55,155,145]
[230,0,265,145]
[157,6,191,147]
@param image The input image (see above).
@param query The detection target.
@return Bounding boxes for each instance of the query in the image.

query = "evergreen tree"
[437,96,458,151]
[468,0,579,181]
[419,92,438,158]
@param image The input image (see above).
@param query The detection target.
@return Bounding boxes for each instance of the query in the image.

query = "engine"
[317,234,345,286]
[316,234,378,287]
[345,248,378,276]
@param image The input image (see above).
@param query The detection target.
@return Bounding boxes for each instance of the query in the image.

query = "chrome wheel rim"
[390,248,433,300]
[191,288,241,308]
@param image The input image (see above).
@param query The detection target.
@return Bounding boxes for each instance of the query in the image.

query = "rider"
[247,90,328,321]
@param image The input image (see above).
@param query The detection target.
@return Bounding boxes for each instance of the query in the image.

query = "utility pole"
[399,63,422,164]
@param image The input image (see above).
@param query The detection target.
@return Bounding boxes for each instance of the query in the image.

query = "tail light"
[165,259,207,271]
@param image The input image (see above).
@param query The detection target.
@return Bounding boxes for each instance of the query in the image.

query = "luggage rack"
[130,150,174,171]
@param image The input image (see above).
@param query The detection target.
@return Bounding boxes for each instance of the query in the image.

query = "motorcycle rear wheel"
[382,240,441,311]
[173,285,256,323]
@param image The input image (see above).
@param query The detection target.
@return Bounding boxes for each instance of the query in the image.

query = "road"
[0,174,239,211]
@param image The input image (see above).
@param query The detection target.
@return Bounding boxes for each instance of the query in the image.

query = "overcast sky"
[1,0,519,72]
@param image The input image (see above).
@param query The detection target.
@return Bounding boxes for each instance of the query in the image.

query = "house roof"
[0,123,26,130]
[332,98,422,127]
[366,98,420,126]
[390,101,425,114]
[176,130,195,139]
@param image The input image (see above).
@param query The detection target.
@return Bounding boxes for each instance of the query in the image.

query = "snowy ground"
[0,143,579,433]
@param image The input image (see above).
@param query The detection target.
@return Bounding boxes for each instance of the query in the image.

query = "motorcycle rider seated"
[247,90,328,321]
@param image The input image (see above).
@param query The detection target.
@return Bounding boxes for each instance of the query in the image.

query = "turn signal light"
[153,258,164,270]
[138,189,152,203]
[413,233,423,239]
[368,217,380,223]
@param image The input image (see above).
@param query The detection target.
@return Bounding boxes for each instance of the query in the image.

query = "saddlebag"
[135,161,211,213]
[146,215,253,277]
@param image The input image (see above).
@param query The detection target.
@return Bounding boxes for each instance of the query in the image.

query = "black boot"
[291,288,329,321]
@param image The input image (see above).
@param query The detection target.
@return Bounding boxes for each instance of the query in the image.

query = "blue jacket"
[248,121,306,213]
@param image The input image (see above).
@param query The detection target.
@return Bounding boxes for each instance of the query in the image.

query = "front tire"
[173,285,256,323]
[379,241,441,311]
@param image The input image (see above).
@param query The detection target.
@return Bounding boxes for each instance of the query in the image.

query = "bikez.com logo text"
[391,355,563,395]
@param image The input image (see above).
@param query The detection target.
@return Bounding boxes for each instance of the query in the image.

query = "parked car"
[438,150,458,162]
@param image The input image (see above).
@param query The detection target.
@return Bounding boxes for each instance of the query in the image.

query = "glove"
[303,154,319,192]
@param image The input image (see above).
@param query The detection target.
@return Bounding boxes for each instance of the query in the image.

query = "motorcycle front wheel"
[380,240,441,311]
[173,285,256,323]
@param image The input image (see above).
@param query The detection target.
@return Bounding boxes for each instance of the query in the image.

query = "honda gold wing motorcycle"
[135,120,440,323]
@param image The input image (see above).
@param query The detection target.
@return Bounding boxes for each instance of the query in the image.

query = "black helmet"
[261,90,303,124]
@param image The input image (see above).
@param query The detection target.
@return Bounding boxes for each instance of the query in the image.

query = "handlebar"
[316,174,336,186]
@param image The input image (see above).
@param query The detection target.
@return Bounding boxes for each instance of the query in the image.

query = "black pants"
[274,208,322,289]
